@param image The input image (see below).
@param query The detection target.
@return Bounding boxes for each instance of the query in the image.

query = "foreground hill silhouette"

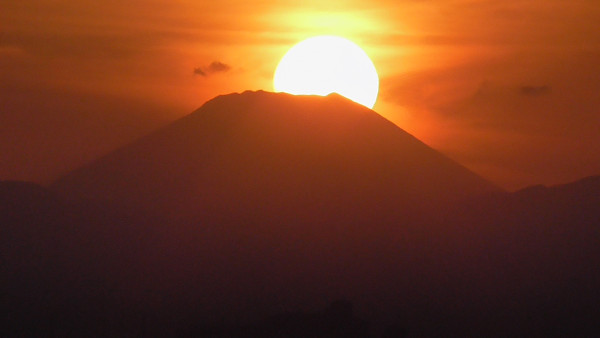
[53,91,498,221]
[3,176,600,336]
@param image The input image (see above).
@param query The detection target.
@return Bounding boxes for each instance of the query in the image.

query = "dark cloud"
[193,68,206,76]
[208,61,230,72]
[194,61,231,77]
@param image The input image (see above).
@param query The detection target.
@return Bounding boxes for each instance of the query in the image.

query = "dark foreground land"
[2,92,599,336]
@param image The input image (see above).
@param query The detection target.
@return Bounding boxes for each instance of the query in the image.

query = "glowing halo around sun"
[273,36,379,109]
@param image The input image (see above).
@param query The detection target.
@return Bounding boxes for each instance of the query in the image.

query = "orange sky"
[1,0,599,189]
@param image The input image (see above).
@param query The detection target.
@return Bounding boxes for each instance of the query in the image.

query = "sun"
[273,36,379,109]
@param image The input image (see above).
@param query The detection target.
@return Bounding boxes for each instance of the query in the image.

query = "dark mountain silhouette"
[2,92,599,336]
[48,91,502,334]
[52,90,498,221]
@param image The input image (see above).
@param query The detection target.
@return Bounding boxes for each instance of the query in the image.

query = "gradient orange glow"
[1,0,599,189]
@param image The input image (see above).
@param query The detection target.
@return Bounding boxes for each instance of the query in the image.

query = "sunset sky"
[1,0,599,190]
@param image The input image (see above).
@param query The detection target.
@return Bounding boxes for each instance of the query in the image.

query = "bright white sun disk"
[273,36,379,109]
